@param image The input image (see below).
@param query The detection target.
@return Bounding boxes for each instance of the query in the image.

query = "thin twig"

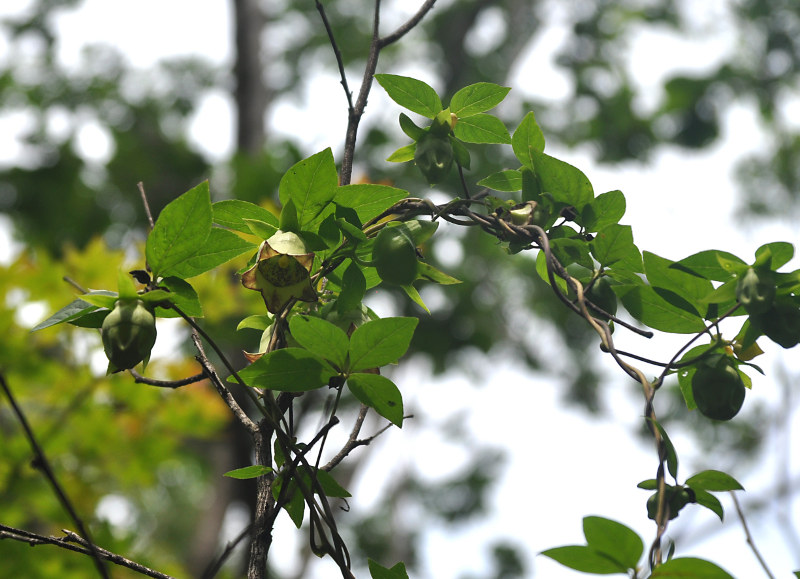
[379,0,437,48]
[731,491,776,579]
[200,522,253,579]
[315,0,354,113]
[0,524,174,579]
[137,182,155,229]
[0,372,110,579]
[130,369,207,388]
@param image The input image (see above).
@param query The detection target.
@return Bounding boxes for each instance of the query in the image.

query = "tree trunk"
[233,0,268,155]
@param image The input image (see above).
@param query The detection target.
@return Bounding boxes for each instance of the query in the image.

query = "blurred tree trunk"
[234,0,268,155]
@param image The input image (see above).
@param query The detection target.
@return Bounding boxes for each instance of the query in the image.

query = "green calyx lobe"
[102,299,157,374]
[646,485,696,521]
[736,267,775,314]
[691,358,745,421]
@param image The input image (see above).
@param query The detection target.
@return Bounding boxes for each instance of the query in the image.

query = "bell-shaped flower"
[241,231,317,314]
[102,299,157,374]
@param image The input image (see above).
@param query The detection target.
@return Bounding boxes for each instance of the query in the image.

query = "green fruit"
[372,226,419,286]
[691,359,745,421]
[647,486,694,521]
[414,134,453,184]
[736,267,775,314]
[102,299,157,373]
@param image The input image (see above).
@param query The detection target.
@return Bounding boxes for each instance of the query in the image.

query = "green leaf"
[368,560,409,579]
[375,74,442,119]
[416,262,461,285]
[449,82,510,117]
[236,314,273,331]
[32,298,100,331]
[685,470,744,491]
[671,250,743,282]
[582,517,643,570]
[80,290,120,310]
[232,348,337,392]
[592,225,637,267]
[315,469,351,498]
[337,261,367,313]
[581,190,626,232]
[450,136,471,169]
[512,111,546,167]
[649,557,733,578]
[212,199,278,234]
[245,218,280,239]
[399,113,426,140]
[649,419,679,479]
[146,181,213,278]
[278,149,338,232]
[334,184,408,224]
[754,241,794,269]
[347,373,404,427]
[615,284,706,333]
[386,143,416,163]
[540,545,628,574]
[402,283,430,312]
[289,315,350,369]
[348,317,418,372]
[644,251,714,317]
[532,150,594,209]
[478,169,522,192]
[166,228,257,279]
[691,488,724,521]
[224,465,273,479]
[453,113,511,144]
[154,277,203,318]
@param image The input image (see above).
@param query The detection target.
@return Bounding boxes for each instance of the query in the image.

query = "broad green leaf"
[453,113,511,144]
[278,149,338,232]
[347,373,404,427]
[289,315,350,369]
[272,474,305,528]
[146,181,213,278]
[649,557,733,578]
[386,143,416,163]
[644,251,714,316]
[315,469,351,498]
[512,111,545,167]
[348,317,418,372]
[540,545,628,574]
[154,277,203,318]
[166,228,257,279]
[32,298,99,331]
[671,250,743,282]
[532,150,594,209]
[334,184,408,224]
[688,488,724,521]
[592,225,637,267]
[337,261,367,313]
[451,137,471,169]
[478,169,522,192]
[637,479,658,490]
[582,517,643,570]
[581,190,626,232]
[224,465,273,479]
[368,560,409,579]
[615,284,706,333]
[375,74,442,118]
[754,241,794,269]
[232,348,337,391]
[213,199,278,234]
[685,470,744,491]
[236,314,273,331]
[449,82,510,117]
[245,218,279,239]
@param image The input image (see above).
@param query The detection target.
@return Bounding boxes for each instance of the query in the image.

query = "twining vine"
[5,2,800,579]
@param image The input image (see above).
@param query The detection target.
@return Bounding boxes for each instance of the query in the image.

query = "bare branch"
[315,0,354,113]
[0,524,174,579]
[0,372,110,579]
[379,0,437,48]
[130,369,207,388]
[731,492,777,579]
[137,182,155,230]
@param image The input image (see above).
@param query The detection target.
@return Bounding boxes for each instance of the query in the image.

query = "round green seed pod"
[372,226,419,286]
[691,360,745,421]
[102,299,157,373]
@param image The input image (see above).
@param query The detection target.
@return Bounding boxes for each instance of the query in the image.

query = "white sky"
[1,1,799,578]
